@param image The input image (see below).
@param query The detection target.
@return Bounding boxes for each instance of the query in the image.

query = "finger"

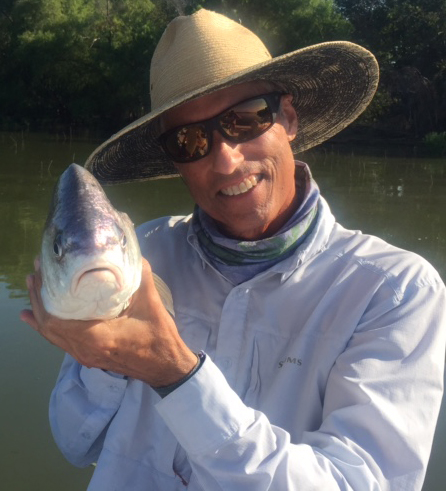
[20,274,44,331]
[141,256,152,272]
[19,308,39,330]
[139,260,166,311]
[27,273,46,328]
[140,257,154,287]
[130,258,157,305]
[33,264,43,291]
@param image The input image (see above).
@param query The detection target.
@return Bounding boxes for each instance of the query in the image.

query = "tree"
[0,0,173,130]
[336,0,446,136]
[0,0,354,130]
[8,0,446,138]
[199,0,352,55]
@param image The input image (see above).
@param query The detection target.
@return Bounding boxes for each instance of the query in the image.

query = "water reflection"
[304,148,446,281]
[0,132,195,297]
[0,132,445,490]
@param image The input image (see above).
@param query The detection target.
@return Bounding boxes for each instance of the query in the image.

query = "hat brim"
[85,41,379,184]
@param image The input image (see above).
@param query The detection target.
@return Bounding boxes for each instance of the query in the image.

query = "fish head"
[41,164,142,320]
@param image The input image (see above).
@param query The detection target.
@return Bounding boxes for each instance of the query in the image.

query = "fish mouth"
[71,262,124,297]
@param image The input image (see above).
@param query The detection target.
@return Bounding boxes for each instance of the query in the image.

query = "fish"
[40,163,174,320]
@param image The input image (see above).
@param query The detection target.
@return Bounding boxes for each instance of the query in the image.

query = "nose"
[211,131,244,174]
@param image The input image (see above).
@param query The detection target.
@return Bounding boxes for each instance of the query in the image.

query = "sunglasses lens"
[160,93,281,163]
[219,97,273,141]
[164,125,209,162]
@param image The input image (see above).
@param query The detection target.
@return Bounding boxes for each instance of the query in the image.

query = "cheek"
[258,133,295,178]
[257,124,293,156]
[175,164,198,183]
[177,167,209,200]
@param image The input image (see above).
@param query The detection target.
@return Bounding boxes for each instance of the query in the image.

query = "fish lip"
[71,261,124,296]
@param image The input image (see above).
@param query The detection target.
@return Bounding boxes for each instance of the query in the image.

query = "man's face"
[161,82,299,240]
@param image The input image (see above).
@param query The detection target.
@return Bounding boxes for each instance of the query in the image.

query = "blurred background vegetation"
[1,0,446,147]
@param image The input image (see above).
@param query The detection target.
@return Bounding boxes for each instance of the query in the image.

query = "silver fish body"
[41,163,173,320]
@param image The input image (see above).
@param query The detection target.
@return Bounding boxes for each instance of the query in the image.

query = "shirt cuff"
[79,365,128,408]
[151,351,205,398]
[155,355,255,457]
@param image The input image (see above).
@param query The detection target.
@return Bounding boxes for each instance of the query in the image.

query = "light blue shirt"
[49,197,446,490]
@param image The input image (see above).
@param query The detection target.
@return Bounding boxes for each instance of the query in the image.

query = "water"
[0,132,445,490]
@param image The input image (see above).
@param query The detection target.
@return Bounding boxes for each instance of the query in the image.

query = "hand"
[20,257,198,387]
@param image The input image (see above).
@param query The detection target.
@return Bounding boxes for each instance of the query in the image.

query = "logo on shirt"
[278,356,302,368]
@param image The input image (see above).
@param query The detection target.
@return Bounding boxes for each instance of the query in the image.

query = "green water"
[1,132,445,490]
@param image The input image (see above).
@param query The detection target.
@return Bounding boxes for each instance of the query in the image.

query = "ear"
[280,95,298,142]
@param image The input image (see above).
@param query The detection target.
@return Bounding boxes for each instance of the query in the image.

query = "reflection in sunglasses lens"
[161,94,280,163]
[167,124,209,160]
[220,98,272,141]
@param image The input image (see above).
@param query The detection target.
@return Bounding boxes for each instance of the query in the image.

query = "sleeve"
[49,354,128,467]
[156,278,446,490]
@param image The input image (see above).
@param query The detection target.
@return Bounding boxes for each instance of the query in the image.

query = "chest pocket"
[243,330,326,441]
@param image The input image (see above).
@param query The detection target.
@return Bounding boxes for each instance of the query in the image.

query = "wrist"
[152,351,206,398]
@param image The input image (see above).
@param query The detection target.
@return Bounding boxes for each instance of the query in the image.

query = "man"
[21,9,445,491]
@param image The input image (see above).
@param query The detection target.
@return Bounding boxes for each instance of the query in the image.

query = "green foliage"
[423,132,446,156]
[336,0,446,137]
[1,0,446,140]
[0,0,173,130]
[199,0,352,55]
[0,0,353,130]
[336,0,444,71]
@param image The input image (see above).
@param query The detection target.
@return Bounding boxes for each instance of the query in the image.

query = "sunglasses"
[159,92,283,163]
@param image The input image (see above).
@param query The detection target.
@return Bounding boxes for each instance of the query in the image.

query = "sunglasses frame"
[159,92,284,163]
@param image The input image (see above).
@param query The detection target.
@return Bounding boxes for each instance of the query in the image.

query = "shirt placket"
[213,285,251,391]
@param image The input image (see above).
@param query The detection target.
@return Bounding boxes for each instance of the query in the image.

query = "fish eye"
[53,235,63,257]
[120,233,127,249]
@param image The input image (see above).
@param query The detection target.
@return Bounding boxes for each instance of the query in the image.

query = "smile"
[220,175,259,196]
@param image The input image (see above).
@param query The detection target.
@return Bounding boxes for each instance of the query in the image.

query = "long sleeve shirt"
[49,197,446,490]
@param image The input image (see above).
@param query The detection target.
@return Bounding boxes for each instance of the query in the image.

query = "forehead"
[160,81,274,131]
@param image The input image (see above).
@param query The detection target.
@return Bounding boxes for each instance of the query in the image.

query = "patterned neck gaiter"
[192,162,320,285]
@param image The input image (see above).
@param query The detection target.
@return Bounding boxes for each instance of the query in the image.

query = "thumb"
[137,257,175,318]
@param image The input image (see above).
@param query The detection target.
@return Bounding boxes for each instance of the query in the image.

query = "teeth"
[221,176,259,196]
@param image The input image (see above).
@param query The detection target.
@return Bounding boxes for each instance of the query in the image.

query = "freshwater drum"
[40,163,174,320]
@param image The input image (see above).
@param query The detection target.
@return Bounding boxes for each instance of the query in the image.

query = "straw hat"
[85,9,379,184]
